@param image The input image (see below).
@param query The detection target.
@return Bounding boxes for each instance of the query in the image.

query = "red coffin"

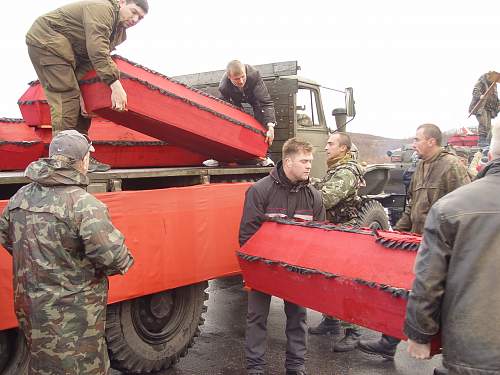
[34,119,208,168]
[0,118,44,171]
[18,81,51,126]
[238,219,441,354]
[80,55,268,162]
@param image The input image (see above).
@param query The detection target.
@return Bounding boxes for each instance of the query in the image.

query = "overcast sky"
[1,0,499,138]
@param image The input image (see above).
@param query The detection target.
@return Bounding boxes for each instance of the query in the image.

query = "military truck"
[0,60,390,374]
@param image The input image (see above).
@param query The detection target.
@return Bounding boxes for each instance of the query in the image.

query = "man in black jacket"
[239,138,325,375]
[216,60,276,167]
[404,120,500,375]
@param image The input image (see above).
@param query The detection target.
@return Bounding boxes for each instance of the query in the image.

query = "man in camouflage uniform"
[26,0,148,172]
[469,71,500,146]
[309,132,365,352]
[0,130,134,375]
[358,124,470,371]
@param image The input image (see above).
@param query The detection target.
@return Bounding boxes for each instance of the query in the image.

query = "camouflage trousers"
[27,44,91,136]
[475,108,492,146]
[15,281,110,375]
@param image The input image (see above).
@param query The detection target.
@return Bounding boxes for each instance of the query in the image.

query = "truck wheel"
[106,281,209,373]
[356,199,390,230]
[0,329,28,375]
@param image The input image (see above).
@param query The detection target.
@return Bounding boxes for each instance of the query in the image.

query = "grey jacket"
[404,158,500,375]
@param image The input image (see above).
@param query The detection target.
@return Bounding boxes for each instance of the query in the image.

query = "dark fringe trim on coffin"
[267,217,420,252]
[236,251,410,299]
[91,140,168,146]
[0,141,42,146]
[17,100,48,105]
[0,118,25,123]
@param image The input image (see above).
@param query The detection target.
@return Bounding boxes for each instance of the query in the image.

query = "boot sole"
[357,345,395,360]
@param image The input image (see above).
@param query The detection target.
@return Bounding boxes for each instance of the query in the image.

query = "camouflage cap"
[49,130,95,161]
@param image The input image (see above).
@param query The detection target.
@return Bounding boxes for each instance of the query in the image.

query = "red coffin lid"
[80,55,268,162]
[18,81,51,126]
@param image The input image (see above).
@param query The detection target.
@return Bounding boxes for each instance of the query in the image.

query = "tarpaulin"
[80,55,268,162]
[0,182,250,330]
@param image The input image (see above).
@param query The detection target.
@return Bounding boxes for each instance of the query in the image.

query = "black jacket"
[404,158,500,375]
[239,162,325,246]
[219,64,276,127]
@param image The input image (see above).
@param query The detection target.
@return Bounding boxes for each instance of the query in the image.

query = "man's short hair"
[335,132,352,151]
[490,119,500,159]
[282,138,314,160]
[226,60,245,76]
[417,123,442,145]
[127,0,149,13]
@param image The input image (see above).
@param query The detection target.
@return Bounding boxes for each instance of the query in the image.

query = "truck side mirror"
[345,87,355,117]
[332,108,347,133]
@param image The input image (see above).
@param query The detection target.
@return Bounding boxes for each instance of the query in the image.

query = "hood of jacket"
[24,158,89,187]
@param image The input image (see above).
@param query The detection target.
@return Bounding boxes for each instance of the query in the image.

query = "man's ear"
[488,151,493,161]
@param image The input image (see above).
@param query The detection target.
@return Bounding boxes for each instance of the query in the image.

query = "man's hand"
[407,339,431,359]
[80,95,90,118]
[265,123,275,146]
[110,80,128,112]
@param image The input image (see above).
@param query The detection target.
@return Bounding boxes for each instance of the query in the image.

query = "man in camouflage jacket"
[359,124,470,368]
[308,132,365,352]
[469,72,500,145]
[26,0,148,171]
[0,130,134,375]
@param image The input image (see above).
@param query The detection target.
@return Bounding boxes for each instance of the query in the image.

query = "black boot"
[433,368,448,375]
[358,334,400,360]
[334,327,361,352]
[88,156,111,172]
[308,316,341,335]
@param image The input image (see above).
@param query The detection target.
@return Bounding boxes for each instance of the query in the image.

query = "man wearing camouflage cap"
[0,130,134,374]
[308,132,365,352]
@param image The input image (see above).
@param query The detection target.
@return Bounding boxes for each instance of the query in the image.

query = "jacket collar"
[270,161,310,191]
[476,157,500,179]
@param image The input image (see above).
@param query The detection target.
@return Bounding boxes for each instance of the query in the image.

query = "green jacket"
[26,0,126,84]
[313,154,365,224]
[0,158,133,374]
[395,149,470,234]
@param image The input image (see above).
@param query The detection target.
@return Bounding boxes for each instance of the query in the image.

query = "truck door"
[295,85,329,178]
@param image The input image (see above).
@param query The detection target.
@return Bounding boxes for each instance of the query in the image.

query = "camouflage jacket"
[395,149,470,234]
[469,73,499,117]
[26,0,126,84]
[0,158,133,374]
[313,154,365,224]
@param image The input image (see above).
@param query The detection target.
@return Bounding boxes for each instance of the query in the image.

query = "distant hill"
[349,132,412,163]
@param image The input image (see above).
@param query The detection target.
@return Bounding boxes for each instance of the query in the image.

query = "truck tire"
[106,281,209,373]
[0,329,28,375]
[356,199,390,230]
